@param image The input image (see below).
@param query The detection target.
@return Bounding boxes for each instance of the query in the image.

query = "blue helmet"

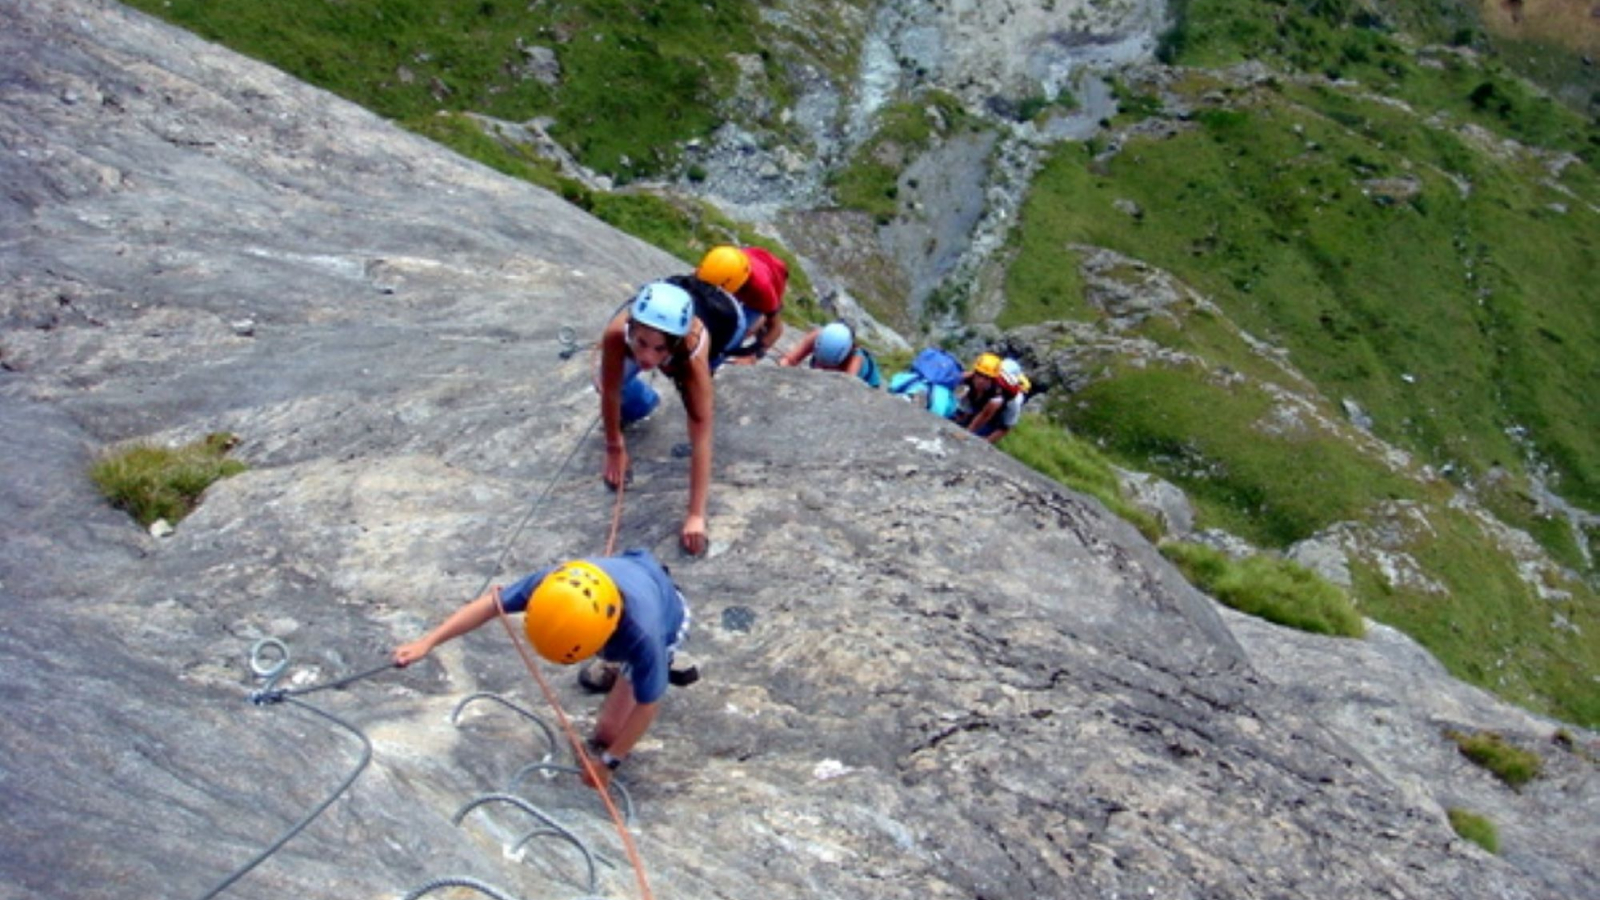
[629,282,694,337]
[999,357,1024,390]
[815,322,854,367]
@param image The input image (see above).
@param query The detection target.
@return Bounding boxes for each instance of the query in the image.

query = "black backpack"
[665,274,743,361]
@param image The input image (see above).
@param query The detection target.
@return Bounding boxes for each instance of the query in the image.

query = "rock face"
[1,4,1595,900]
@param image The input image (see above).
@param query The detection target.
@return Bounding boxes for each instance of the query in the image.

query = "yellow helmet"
[524,561,622,664]
[972,353,1002,378]
[696,245,750,293]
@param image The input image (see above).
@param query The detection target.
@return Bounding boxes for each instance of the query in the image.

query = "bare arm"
[603,698,658,759]
[394,587,502,666]
[966,396,1005,435]
[754,317,785,357]
[597,311,630,486]
[679,354,715,555]
[778,328,817,367]
[583,686,660,790]
[842,350,864,378]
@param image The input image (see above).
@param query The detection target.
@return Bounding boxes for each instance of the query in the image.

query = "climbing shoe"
[578,660,619,694]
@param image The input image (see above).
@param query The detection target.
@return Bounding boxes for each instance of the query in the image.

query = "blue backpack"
[888,348,963,418]
[910,347,964,388]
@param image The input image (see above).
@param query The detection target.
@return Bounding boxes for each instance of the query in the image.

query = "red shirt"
[735,247,788,315]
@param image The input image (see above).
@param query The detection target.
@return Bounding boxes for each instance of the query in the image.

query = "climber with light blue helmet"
[597,279,746,556]
[778,321,881,388]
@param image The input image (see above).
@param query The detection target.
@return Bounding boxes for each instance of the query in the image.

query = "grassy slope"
[1003,1,1600,725]
[125,0,761,180]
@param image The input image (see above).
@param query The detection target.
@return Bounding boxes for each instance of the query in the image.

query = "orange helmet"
[696,245,751,293]
[972,353,1002,379]
[524,561,622,664]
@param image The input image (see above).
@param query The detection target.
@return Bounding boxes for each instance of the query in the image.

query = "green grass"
[1010,79,1600,521]
[124,0,768,181]
[1005,8,1600,726]
[90,433,248,527]
[1350,508,1600,728]
[1446,729,1544,789]
[122,0,846,325]
[386,121,828,323]
[1061,363,1419,548]
[1000,418,1163,541]
[1004,414,1376,642]
[1446,808,1499,854]
[1164,0,1600,158]
[582,191,824,325]
[1161,540,1365,637]
[405,112,579,197]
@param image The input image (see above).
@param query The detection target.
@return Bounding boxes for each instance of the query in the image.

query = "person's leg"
[620,378,659,424]
[618,359,660,425]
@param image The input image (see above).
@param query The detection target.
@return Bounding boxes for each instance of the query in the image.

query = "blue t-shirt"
[501,549,687,704]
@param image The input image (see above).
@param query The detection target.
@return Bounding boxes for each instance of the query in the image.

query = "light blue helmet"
[815,322,854,367]
[999,357,1023,386]
[630,282,694,337]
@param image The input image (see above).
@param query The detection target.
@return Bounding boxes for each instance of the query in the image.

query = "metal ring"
[249,637,290,680]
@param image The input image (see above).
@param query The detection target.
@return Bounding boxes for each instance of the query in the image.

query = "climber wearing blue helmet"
[597,280,734,556]
[778,321,881,388]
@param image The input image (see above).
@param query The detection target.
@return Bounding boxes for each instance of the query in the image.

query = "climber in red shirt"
[694,245,788,364]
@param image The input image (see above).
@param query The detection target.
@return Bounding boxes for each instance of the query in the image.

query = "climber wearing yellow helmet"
[695,244,789,364]
[951,353,1004,432]
[952,353,1029,443]
[394,549,690,789]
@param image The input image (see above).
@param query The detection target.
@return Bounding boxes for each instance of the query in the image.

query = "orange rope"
[604,475,627,556]
[491,476,651,900]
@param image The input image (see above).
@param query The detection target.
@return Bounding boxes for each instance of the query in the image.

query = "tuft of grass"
[1160,540,1366,637]
[1446,808,1500,854]
[1000,417,1163,541]
[1446,729,1543,789]
[90,433,247,527]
